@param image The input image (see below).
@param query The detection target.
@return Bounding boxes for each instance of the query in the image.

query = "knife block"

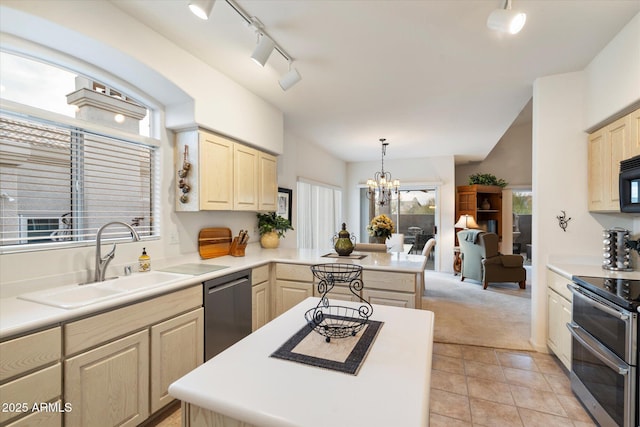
[229,237,247,257]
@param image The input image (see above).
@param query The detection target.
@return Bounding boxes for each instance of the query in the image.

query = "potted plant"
[366,214,395,243]
[256,212,294,248]
[468,173,507,188]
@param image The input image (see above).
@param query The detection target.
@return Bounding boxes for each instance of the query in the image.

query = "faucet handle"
[124,265,132,276]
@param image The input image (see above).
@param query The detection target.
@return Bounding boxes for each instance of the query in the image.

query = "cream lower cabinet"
[150,308,204,413]
[362,270,416,308]
[252,264,271,331]
[0,327,62,426]
[65,330,149,427]
[546,270,572,370]
[63,286,203,426]
[274,263,313,316]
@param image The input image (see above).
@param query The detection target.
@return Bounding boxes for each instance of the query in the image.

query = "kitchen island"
[169,297,434,427]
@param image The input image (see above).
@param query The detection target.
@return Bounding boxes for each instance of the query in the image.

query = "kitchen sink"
[18,284,125,309]
[18,271,189,309]
[100,271,187,292]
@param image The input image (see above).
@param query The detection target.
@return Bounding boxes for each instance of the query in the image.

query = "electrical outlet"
[169,232,180,245]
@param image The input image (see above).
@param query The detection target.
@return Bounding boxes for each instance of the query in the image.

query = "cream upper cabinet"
[234,144,259,210]
[177,129,278,212]
[199,131,234,210]
[588,109,640,212]
[258,152,278,211]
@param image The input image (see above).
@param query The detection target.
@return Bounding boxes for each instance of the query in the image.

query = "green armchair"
[457,230,526,290]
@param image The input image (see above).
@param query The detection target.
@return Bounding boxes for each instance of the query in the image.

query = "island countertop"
[169,297,434,427]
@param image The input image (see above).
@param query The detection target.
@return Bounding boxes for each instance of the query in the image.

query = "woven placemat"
[271,316,383,375]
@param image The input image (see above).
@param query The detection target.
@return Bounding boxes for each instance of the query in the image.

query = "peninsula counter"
[169,297,434,427]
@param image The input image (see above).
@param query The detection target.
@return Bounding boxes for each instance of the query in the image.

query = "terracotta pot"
[260,231,280,249]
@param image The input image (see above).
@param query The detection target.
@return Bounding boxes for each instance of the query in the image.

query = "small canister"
[139,247,151,272]
[602,228,632,271]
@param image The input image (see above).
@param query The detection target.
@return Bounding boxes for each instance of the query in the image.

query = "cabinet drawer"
[0,327,61,382]
[65,285,201,355]
[276,263,313,282]
[0,363,61,424]
[363,289,415,308]
[547,270,572,301]
[5,402,62,427]
[362,270,415,293]
[252,264,270,285]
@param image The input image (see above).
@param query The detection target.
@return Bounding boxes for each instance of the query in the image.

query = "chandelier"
[366,138,400,206]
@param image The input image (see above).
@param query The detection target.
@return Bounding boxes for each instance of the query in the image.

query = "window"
[297,180,342,251]
[0,110,157,250]
[0,52,158,252]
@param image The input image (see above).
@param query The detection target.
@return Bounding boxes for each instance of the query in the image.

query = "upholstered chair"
[457,230,526,290]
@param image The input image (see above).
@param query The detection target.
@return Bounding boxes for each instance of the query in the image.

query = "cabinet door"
[547,290,561,354]
[558,296,572,370]
[0,364,61,425]
[606,115,631,209]
[150,308,204,413]
[630,108,640,157]
[65,330,149,427]
[274,280,312,316]
[199,132,234,210]
[233,144,259,210]
[588,129,607,211]
[252,281,271,331]
[258,152,278,211]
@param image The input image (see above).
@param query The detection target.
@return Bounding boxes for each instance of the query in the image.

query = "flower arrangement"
[367,214,395,240]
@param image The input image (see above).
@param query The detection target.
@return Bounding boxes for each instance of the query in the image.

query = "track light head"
[251,34,276,67]
[189,0,215,20]
[279,66,302,91]
[487,0,526,34]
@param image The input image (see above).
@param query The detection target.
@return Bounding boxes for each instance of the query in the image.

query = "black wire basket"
[305,264,373,342]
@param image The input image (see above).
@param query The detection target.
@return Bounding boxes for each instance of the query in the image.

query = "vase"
[481,198,491,210]
[372,236,386,244]
[260,231,280,249]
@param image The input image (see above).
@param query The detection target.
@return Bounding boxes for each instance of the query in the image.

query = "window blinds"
[0,110,157,249]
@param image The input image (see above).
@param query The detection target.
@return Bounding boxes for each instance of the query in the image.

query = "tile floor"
[429,342,596,427]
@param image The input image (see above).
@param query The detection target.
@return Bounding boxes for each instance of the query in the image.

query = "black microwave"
[619,155,640,213]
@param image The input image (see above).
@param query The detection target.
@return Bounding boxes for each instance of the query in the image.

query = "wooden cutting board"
[198,227,232,259]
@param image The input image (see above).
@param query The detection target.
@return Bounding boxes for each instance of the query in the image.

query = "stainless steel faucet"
[94,221,140,283]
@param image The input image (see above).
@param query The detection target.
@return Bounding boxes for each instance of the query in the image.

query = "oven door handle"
[567,322,629,375]
[567,284,630,320]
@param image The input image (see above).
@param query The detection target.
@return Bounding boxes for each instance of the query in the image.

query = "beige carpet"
[421,269,533,351]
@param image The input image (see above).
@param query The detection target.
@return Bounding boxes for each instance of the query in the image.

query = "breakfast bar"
[169,297,434,427]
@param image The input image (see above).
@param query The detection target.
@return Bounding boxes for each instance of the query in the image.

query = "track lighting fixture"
[487,0,526,34]
[251,33,276,67]
[189,0,215,20]
[279,62,302,91]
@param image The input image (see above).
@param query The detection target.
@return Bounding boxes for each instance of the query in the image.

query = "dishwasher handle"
[206,277,249,294]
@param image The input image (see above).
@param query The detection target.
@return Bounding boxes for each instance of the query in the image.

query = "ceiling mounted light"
[189,0,215,20]
[279,62,302,91]
[251,33,275,67]
[366,138,400,207]
[487,0,526,34]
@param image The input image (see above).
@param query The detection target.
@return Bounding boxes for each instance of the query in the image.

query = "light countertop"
[546,255,640,280]
[0,247,427,339]
[169,297,434,427]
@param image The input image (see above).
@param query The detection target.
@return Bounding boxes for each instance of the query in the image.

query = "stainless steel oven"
[568,277,639,427]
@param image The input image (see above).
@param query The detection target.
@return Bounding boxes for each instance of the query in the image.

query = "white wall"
[276,132,348,249]
[346,156,456,272]
[585,12,640,127]
[530,12,640,351]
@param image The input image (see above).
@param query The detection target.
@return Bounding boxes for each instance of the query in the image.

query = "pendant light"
[366,138,400,207]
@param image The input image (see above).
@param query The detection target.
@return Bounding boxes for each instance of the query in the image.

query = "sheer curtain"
[297,179,342,251]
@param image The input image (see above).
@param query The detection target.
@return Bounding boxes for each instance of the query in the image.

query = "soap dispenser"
[139,247,151,272]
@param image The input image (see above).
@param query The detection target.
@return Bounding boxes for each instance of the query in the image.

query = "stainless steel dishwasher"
[204,269,252,361]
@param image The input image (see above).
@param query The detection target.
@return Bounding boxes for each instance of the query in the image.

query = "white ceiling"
[111,0,639,163]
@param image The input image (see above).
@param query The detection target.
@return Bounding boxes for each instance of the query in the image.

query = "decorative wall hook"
[556,210,571,232]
